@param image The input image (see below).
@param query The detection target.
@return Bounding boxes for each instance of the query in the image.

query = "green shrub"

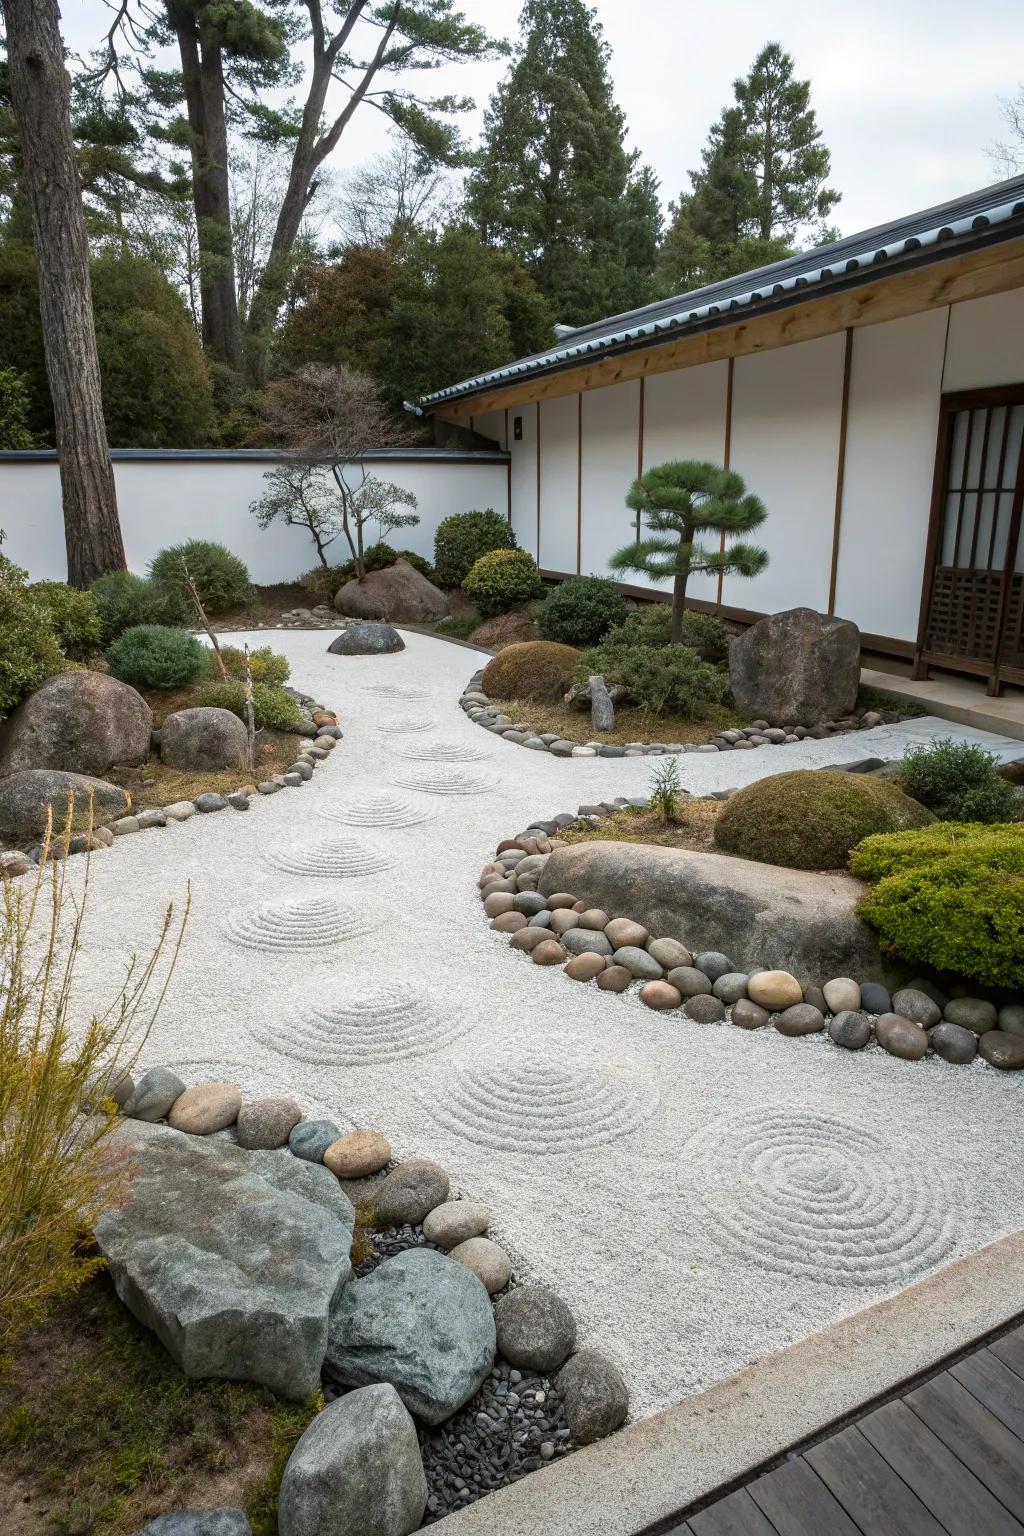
[714,769,935,870]
[481,640,579,702]
[575,635,729,719]
[587,603,729,661]
[649,755,683,820]
[0,585,64,718]
[851,822,1024,988]
[106,625,205,690]
[28,582,104,660]
[463,548,543,617]
[90,570,187,641]
[537,577,628,646]
[298,564,349,605]
[207,645,290,686]
[896,737,1020,824]
[434,509,516,589]
[149,540,254,617]
[193,680,303,732]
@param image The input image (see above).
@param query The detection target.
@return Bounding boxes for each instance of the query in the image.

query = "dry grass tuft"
[561,800,723,853]
[484,695,744,747]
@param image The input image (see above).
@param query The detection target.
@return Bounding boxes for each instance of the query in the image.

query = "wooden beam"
[717,357,735,609]
[827,328,855,614]
[575,392,583,575]
[435,238,1024,420]
[535,400,541,560]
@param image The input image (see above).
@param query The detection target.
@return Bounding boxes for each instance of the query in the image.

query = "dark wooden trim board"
[717,356,736,608]
[827,327,855,615]
[657,1315,1024,1536]
[535,400,542,559]
[576,392,583,575]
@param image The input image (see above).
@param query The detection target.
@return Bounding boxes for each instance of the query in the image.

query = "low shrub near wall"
[149,539,254,617]
[537,577,628,646]
[434,509,516,589]
[852,822,1024,987]
[90,570,188,640]
[463,548,543,616]
[0,581,64,718]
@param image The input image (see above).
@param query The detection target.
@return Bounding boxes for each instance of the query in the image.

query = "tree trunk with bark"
[2,0,125,586]
[670,523,695,644]
[173,6,243,369]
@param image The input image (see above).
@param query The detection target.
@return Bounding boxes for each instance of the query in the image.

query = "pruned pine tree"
[613,462,768,643]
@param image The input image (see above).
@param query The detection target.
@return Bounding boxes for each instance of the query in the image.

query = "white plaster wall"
[641,362,731,606]
[833,309,949,641]
[538,394,580,574]
[579,379,641,579]
[471,408,507,450]
[723,334,846,614]
[0,455,508,584]
[508,404,538,556]
[943,287,1024,392]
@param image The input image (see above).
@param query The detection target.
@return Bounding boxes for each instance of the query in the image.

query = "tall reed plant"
[0,804,188,1351]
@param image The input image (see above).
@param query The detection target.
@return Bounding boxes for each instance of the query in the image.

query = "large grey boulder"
[327,623,405,656]
[96,1121,355,1400]
[0,670,152,776]
[324,1247,495,1425]
[539,842,905,987]
[160,708,249,771]
[729,607,860,725]
[334,560,448,623]
[277,1386,427,1536]
[0,768,130,844]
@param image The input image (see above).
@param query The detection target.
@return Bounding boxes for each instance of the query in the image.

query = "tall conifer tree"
[467,0,660,325]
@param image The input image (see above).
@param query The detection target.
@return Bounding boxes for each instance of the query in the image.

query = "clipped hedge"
[463,548,543,617]
[90,570,188,641]
[193,680,303,732]
[537,577,628,646]
[149,539,254,617]
[29,582,104,660]
[106,625,205,690]
[481,640,579,703]
[434,509,516,589]
[714,769,934,870]
[851,822,1024,988]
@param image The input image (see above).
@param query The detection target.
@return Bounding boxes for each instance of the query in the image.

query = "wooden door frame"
[913,380,1024,695]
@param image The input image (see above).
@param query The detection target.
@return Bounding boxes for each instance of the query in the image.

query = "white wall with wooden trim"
[471,408,507,450]
[538,394,579,575]
[942,286,1024,392]
[577,379,642,581]
[508,403,538,555]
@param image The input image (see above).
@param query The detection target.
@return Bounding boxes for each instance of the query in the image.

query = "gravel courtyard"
[66,628,1024,1422]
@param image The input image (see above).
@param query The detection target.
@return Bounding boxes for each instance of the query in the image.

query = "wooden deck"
[665,1324,1024,1536]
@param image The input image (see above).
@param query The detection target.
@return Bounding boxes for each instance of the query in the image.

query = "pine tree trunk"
[2,0,125,586]
[173,9,243,369]
[670,524,695,643]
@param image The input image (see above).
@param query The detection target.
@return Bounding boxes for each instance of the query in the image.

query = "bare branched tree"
[334,140,457,246]
[989,87,1024,177]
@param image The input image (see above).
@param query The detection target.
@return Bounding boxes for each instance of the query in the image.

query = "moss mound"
[481,640,579,703]
[851,822,1024,988]
[714,769,934,870]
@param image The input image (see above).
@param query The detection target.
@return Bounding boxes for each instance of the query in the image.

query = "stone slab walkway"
[57,629,1024,1425]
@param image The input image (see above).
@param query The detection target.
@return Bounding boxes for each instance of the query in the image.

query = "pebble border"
[459,668,902,758]
[104,1069,627,1524]
[0,686,343,878]
[479,801,1024,1071]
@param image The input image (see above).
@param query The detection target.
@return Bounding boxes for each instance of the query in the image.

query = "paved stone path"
[66,629,1024,1423]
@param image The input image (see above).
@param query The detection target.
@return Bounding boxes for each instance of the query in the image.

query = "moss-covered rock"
[714,769,933,870]
[481,640,580,703]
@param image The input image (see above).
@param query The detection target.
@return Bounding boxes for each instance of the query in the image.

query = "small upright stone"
[372,1159,449,1226]
[556,1349,628,1445]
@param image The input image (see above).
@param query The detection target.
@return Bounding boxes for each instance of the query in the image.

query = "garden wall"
[502,284,1024,650]
[0,449,509,584]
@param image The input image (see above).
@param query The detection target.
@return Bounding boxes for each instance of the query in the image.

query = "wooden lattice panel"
[1000,575,1024,669]
[925,568,1003,663]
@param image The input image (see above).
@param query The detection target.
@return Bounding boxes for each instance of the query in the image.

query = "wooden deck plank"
[906,1374,1024,1522]
[952,1347,1024,1439]
[859,1397,1023,1536]
[989,1328,1024,1383]
[805,1423,947,1536]
[688,1488,779,1536]
[746,1456,862,1536]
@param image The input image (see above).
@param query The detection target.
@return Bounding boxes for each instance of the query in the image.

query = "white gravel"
[61,629,1024,1421]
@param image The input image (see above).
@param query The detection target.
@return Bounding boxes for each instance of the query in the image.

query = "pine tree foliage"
[466,0,660,325]
[612,461,768,643]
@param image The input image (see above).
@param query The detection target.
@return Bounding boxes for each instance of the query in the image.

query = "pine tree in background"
[466,0,661,325]
[612,462,768,643]
[656,42,839,295]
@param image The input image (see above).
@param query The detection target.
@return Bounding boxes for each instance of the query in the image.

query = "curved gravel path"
[68,629,1024,1421]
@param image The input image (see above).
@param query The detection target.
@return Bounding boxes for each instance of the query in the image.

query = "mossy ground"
[0,1274,319,1536]
[483,696,745,747]
[560,799,723,853]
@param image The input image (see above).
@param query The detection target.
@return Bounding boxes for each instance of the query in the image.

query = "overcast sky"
[60,0,1024,237]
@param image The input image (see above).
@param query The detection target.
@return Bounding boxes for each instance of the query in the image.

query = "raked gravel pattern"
[55,628,1024,1422]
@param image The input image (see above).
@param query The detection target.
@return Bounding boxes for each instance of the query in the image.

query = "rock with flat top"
[729,607,860,725]
[327,623,405,656]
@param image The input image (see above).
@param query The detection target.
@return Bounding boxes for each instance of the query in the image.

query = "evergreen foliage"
[193,679,303,732]
[897,738,1020,825]
[106,625,205,690]
[536,576,627,646]
[434,508,517,588]
[28,583,104,660]
[466,0,661,324]
[612,461,767,642]
[149,540,254,617]
[481,640,579,702]
[0,568,64,719]
[462,548,543,616]
[0,366,34,448]
[89,570,187,642]
[575,634,729,721]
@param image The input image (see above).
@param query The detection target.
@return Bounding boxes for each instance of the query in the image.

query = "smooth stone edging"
[436,1231,1024,1536]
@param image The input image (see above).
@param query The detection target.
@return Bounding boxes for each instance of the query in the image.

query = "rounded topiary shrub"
[434,509,516,589]
[481,640,579,703]
[463,548,543,617]
[90,570,187,641]
[149,539,254,617]
[537,577,629,646]
[0,584,64,718]
[713,769,934,870]
[28,582,104,660]
[194,679,302,732]
[851,822,1024,988]
[106,625,205,690]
